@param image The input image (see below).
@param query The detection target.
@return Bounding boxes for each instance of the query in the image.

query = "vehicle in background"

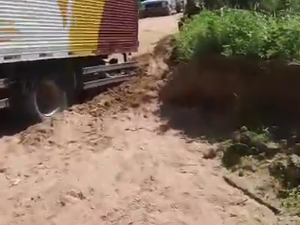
[0,0,139,122]
[139,0,183,18]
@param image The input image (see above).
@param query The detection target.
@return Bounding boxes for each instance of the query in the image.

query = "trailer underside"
[0,53,138,121]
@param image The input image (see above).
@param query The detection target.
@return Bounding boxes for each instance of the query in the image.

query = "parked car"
[139,0,182,18]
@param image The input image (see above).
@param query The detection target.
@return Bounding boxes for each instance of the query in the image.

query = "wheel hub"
[34,80,63,117]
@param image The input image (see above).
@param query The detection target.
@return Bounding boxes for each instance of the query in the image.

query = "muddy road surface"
[0,15,295,225]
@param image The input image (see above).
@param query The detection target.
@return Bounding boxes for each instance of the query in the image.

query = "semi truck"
[0,0,139,121]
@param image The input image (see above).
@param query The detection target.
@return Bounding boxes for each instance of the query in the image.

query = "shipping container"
[0,0,139,121]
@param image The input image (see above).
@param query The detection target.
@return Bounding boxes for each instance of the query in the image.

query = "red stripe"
[98,0,139,55]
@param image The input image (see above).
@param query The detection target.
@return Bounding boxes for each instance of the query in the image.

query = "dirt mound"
[18,111,109,148]
[160,54,300,129]
[72,36,174,118]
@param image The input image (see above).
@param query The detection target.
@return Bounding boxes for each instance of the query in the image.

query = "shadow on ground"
[159,103,300,144]
[158,105,236,143]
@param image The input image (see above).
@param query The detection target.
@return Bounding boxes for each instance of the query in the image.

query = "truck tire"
[23,77,68,122]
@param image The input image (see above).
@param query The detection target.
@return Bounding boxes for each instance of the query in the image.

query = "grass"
[175,8,300,62]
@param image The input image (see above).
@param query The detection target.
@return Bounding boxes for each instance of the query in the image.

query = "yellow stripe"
[57,0,68,27]
[69,0,106,56]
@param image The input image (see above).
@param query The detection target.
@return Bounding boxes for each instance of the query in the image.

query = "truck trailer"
[0,0,139,121]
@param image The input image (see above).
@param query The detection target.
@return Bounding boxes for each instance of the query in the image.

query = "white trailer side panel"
[0,0,138,64]
[0,0,74,63]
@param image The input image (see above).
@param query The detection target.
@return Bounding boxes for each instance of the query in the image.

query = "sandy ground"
[0,14,296,225]
[137,15,180,55]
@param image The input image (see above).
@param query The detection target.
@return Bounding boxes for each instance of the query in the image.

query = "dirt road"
[137,15,180,54]
[0,15,295,225]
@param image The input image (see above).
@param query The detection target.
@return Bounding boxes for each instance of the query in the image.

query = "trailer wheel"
[24,78,68,122]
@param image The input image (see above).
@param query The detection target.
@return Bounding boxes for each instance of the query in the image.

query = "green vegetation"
[203,0,300,11]
[282,187,300,216]
[221,126,272,168]
[175,8,300,62]
[220,126,300,215]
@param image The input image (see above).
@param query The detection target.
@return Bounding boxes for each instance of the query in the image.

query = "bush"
[175,8,300,62]
[203,0,300,12]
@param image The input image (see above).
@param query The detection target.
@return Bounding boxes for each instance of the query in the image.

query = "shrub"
[203,0,300,12]
[175,8,300,62]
